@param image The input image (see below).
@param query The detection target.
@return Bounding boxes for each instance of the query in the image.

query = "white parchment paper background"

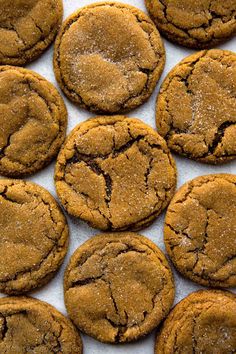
[1,1,235,353]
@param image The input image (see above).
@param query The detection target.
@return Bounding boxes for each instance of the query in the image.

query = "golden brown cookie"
[0,179,69,295]
[64,232,175,343]
[156,49,236,164]
[0,0,63,65]
[0,66,67,177]
[155,290,236,353]
[53,2,165,114]
[55,116,177,231]
[164,174,236,288]
[145,0,236,49]
[0,296,83,353]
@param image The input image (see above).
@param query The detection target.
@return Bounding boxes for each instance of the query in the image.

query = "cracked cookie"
[53,2,165,114]
[0,0,63,65]
[0,66,67,177]
[155,290,236,353]
[164,174,236,288]
[0,179,69,295]
[64,232,175,343]
[55,116,177,231]
[145,0,236,49]
[0,296,83,353]
[156,49,236,164]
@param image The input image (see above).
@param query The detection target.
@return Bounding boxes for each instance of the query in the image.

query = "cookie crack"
[0,79,64,170]
[63,177,112,228]
[66,135,148,226]
[21,311,64,353]
[49,312,64,353]
[114,247,147,258]
[166,223,193,244]
[0,242,60,285]
[158,0,235,38]
[204,121,236,157]
[28,15,44,38]
[196,209,210,256]
[191,313,202,353]
[68,135,145,163]
[162,51,208,139]
[69,275,104,288]
[0,316,8,341]
[0,129,21,162]
[23,188,66,238]
[208,253,236,278]
[79,158,112,214]
[8,21,27,46]
[70,247,148,288]
[107,280,122,343]
[0,185,24,205]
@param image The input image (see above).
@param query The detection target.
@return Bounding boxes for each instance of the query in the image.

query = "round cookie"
[145,0,236,49]
[155,290,236,353]
[0,0,63,65]
[156,49,236,164]
[0,179,69,295]
[0,296,82,353]
[0,66,67,177]
[53,2,165,114]
[55,116,177,231]
[64,232,175,343]
[164,174,236,288]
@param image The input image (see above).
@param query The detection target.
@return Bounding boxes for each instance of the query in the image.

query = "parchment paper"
[1,1,235,353]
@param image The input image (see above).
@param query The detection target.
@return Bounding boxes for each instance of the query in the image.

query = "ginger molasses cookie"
[0,66,67,177]
[55,116,177,231]
[64,232,175,343]
[0,0,63,65]
[54,2,165,114]
[0,297,83,353]
[145,0,236,49]
[155,290,236,353]
[156,49,236,164]
[165,174,236,288]
[0,179,68,295]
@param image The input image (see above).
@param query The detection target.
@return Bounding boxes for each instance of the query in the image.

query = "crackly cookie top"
[0,66,67,177]
[155,290,236,354]
[55,116,177,231]
[156,49,236,164]
[0,297,82,353]
[145,0,236,48]
[165,174,236,288]
[64,233,175,343]
[53,2,165,113]
[0,179,68,295]
[0,0,63,65]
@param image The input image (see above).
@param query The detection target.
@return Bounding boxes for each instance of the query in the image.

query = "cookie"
[155,290,236,353]
[0,296,82,353]
[0,0,63,65]
[0,66,67,177]
[53,2,165,114]
[145,0,236,49]
[156,49,236,164]
[64,232,175,343]
[164,174,236,288]
[55,116,177,231]
[0,179,69,295]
